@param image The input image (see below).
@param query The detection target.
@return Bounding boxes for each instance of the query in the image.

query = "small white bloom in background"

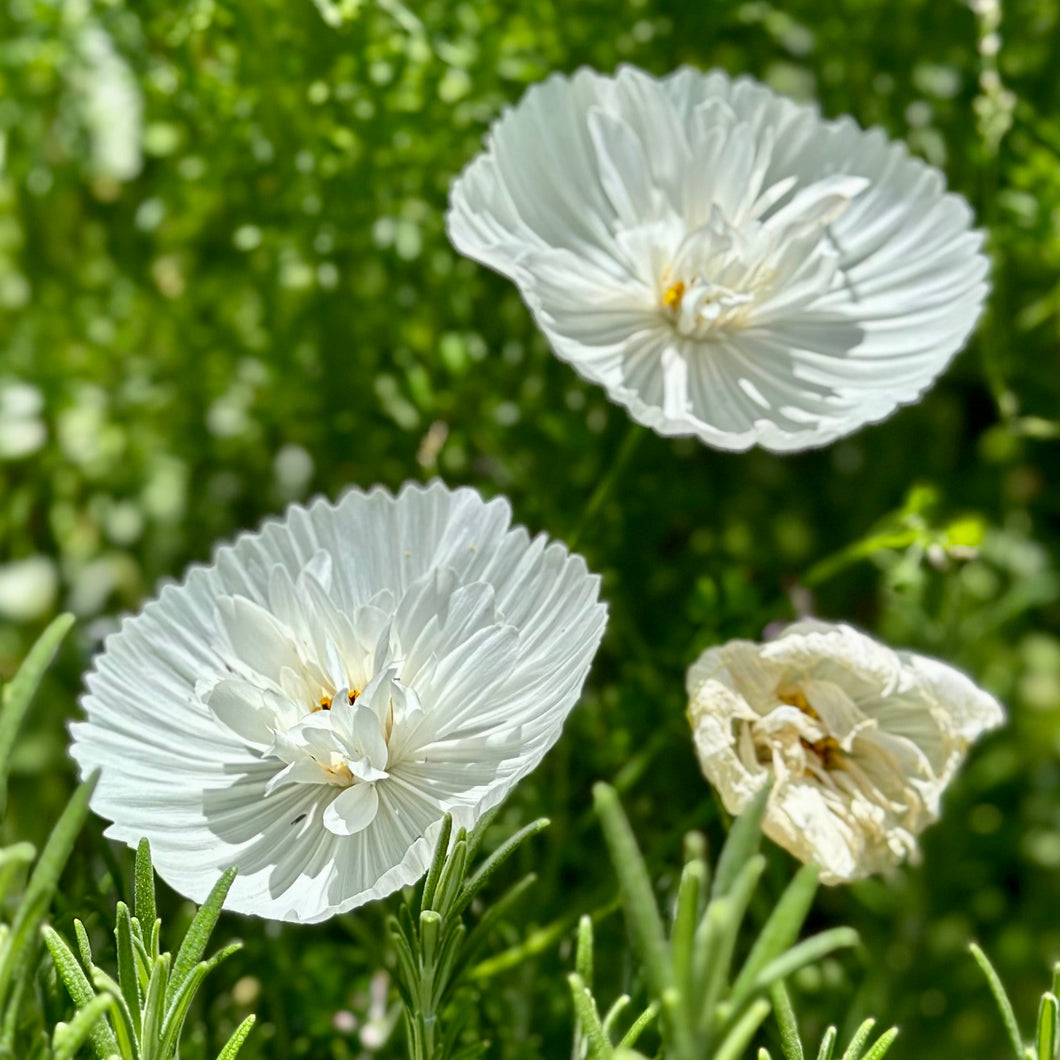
[0,379,47,461]
[0,555,59,623]
[686,620,1004,882]
[72,482,607,922]
[448,65,989,452]
[71,23,144,183]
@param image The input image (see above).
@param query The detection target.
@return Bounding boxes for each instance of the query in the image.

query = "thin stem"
[568,424,646,551]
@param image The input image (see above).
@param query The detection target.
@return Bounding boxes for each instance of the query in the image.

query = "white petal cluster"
[448,65,989,452]
[686,620,1004,882]
[71,483,607,922]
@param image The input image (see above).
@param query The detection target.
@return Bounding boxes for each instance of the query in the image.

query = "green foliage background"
[1,0,1059,1055]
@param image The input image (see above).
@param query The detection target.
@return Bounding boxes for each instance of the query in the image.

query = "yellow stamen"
[317,696,333,711]
[779,689,842,770]
[662,280,685,310]
[347,689,360,705]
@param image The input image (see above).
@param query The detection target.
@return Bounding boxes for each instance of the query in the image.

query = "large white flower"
[686,620,1004,882]
[71,482,607,922]
[447,65,989,452]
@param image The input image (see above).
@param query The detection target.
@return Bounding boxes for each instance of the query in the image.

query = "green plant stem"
[568,425,645,551]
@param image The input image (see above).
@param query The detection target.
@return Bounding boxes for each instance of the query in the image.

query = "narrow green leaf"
[168,866,236,1003]
[134,841,157,947]
[971,942,1026,1060]
[75,920,94,970]
[92,970,141,1060]
[456,817,548,915]
[617,1001,659,1049]
[731,865,819,1007]
[840,1019,876,1060]
[429,835,468,918]
[419,910,442,969]
[52,994,118,1060]
[712,784,770,900]
[751,928,859,996]
[860,1028,898,1060]
[215,1015,256,1060]
[576,915,594,989]
[0,772,98,1014]
[569,973,614,1060]
[158,957,209,1060]
[43,926,120,1060]
[1037,993,1058,1060]
[697,855,766,1029]
[466,804,501,861]
[138,953,170,1055]
[1053,965,1060,1004]
[601,995,631,1039]
[760,1050,774,1060]
[460,872,537,974]
[420,814,453,913]
[816,1027,838,1060]
[714,998,771,1060]
[0,842,35,904]
[114,904,142,1038]
[771,982,804,1060]
[671,858,705,1007]
[0,614,75,815]
[592,783,671,996]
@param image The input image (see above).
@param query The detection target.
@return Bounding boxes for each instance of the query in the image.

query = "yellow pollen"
[662,280,685,310]
[347,689,360,705]
[317,696,332,711]
[779,688,842,770]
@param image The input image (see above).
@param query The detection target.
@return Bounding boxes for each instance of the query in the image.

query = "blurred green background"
[1,0,1059,1055]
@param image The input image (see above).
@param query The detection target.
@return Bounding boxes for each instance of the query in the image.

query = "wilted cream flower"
[72,482,607,922]
[448,65,988,452]
[686,620,1004,882]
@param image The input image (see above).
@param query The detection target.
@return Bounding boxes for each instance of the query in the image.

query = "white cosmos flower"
[686,620,1004,882]
[71,482,607,922]
[447,65,989,452]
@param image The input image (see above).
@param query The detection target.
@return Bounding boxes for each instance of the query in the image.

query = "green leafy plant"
[0,615,97,1060]
[44,838,254,1060]
[759,982,897,1060]
[389,811,549,1060]
[582,783,859,1060]
[971,943,1059,1060]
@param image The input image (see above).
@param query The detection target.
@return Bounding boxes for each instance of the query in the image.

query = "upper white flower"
[686,620,1004,882]
[447,65,989,452]
[71,482,607,922]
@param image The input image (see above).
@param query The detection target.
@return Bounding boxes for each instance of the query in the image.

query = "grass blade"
[816,1027,838,1060]
[568,973,613,1060]
[770,982,804,1060]
[456,817,548,915]
[215,1015,256,1060]
[731,865,819,1007]
[715,998,771,1060]
[1038,993,1058,1060]
[0,614,75,815]
[43,927,120,1059]
[52,994,117,1060]
[593,784,671,996]
[134,840,157,946]
[840,1019,876,1060]
[168,866,237,1003]
[971,942,1026,1060]
[861,1028,899,1060]
[712,784,770,900]
[115,904,142,1039]
[751,928,859,996]
[0,772,98,1013]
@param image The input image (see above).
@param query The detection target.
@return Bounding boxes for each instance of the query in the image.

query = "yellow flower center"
[662,280,686,311]
[779,688,842,770]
